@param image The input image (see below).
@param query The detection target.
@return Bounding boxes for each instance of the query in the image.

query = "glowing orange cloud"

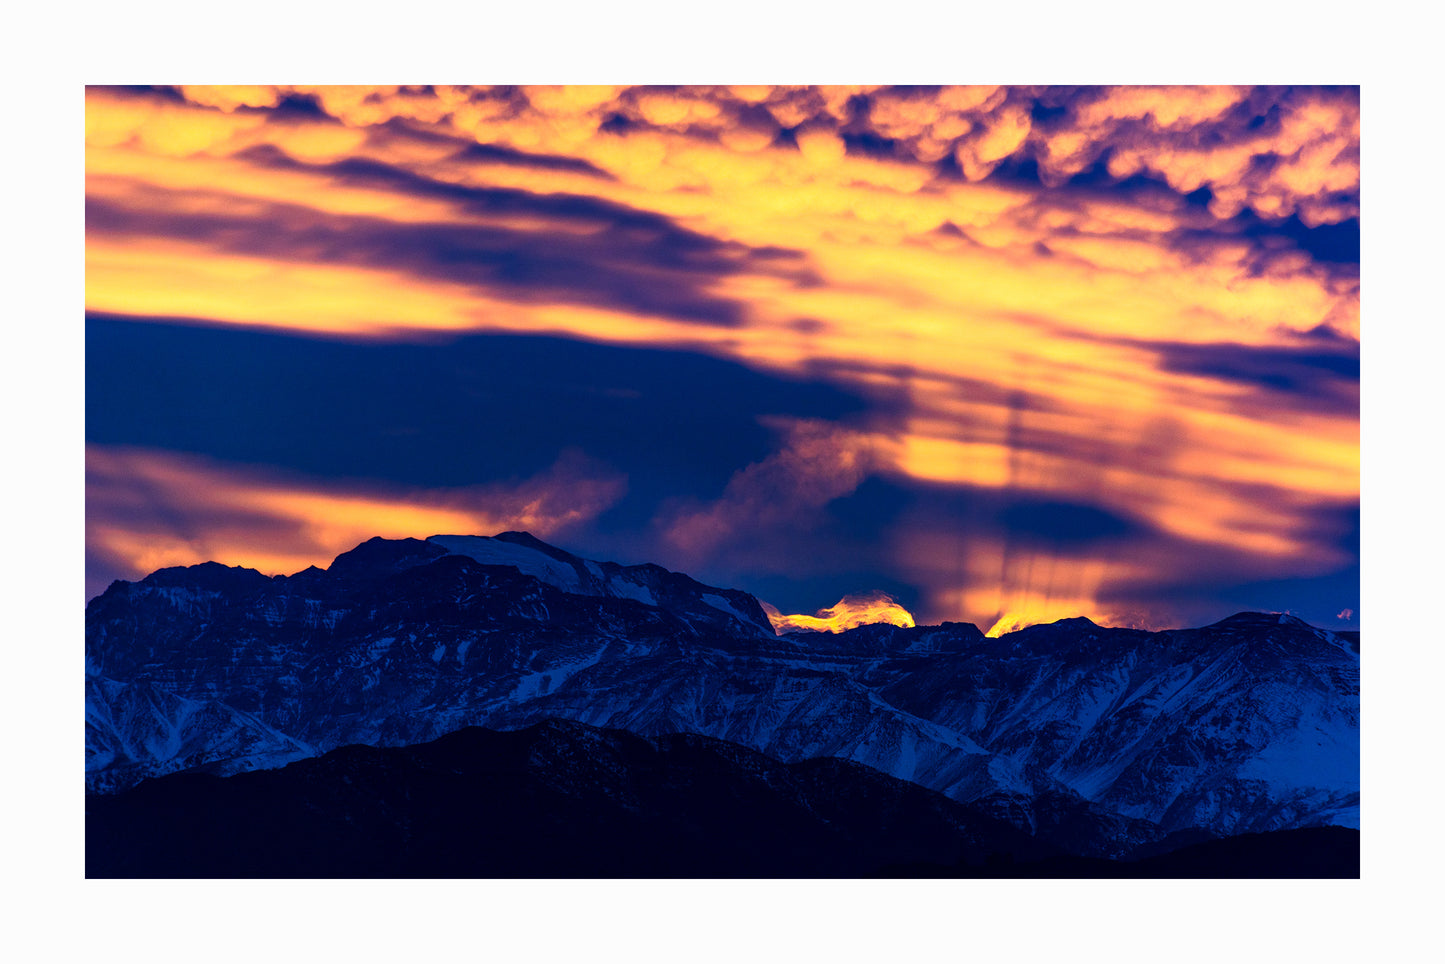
[85,445,626,598]
[762,592,917,635]
[987,611,1072,637]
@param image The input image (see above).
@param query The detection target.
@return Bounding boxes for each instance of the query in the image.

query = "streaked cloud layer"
[87,445,626,585]
[85,85,1359,631]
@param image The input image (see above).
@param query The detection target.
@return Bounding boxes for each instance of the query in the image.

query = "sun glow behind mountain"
[763,592,917,634]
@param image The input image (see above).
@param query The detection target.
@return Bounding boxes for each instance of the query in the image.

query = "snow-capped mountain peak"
[426,532,776,637]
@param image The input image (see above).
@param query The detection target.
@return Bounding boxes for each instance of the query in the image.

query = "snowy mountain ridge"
[429,532,777,638]
[85,533,1359,856]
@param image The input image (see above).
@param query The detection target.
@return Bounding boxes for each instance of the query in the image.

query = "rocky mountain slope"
[85,533,1359,856]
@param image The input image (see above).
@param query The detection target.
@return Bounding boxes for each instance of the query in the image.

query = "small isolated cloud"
[762,592,916,635]
[1337,608,1354,621]
[659,418,882,562]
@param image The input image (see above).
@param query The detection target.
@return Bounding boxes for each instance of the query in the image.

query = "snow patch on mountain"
[427,533,770,635]
[510,644,609,702]
[86,675,312,793]
[609,580,658,607]
[1236,721,1358,792]
[429,534,585,592]
[702,592,757,628]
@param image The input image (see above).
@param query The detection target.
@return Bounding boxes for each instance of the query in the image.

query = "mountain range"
[85,531,1360,870]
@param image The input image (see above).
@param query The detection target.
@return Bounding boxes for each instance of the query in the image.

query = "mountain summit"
[425,532,777,638]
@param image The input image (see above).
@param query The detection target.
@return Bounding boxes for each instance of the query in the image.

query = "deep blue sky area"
[86,314,866,514]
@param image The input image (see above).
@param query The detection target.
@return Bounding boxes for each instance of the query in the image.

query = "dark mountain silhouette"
[878,826,1359,878]
[86,719,1059,878]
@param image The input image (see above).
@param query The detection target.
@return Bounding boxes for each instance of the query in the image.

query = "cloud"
[85,445,626,599]
[1146,339,1359,416]
[1049,86,1359,226]
[175,85,285,113]
[660,418,884,562]
[86,87,270,155]
[86,141,804,332]
[125,84,1358,228]
[762,592,916,634]
[1337,608,1354,621]
[87,85,1358,343]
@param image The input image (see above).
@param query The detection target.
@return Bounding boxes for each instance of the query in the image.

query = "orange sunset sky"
[84,84,1360,634]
